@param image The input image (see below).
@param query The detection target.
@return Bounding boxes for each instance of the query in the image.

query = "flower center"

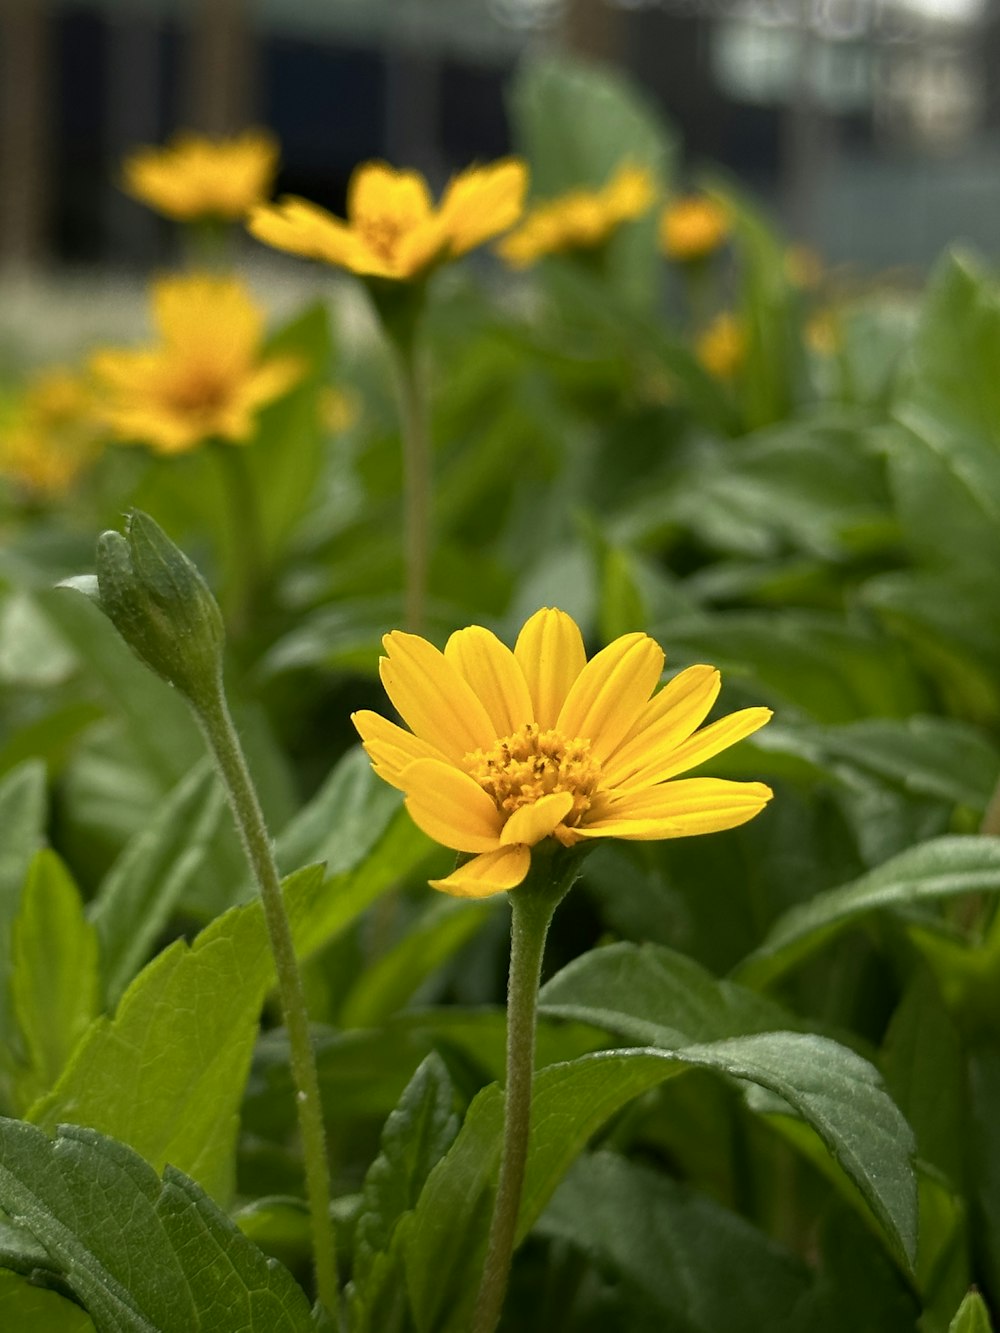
[164,370,231,416]
[359,214,406,263]
[465,722,603,827]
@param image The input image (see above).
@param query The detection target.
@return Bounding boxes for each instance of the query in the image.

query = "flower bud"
[65,510,225,707]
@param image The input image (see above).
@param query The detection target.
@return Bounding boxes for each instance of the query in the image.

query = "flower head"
[660,194,729,263]
[123,129,279,222]
[90,272,303,455]
[696,312,746,381]
[0,368,101,497]
[247,157,528,281]
[497,162,656,268]
[352,609,772,898]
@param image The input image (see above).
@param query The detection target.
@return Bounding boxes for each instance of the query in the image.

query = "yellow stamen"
[465,722,602,827]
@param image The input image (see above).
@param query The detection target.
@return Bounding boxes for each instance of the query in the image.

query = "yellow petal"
[379,631,497,763]
[240,354,305,411]
[403,758,503,852]
[602,665,721,786]
[556,633,664,760]
[500,791,575,847]
[351,710,449,790]
[441,158,528,256]
[579,778,773,839]
[622,707,774,789]
[444,626,534,738]
[429,845,532,898]
[514,608,587,729]
[248,197,361,267]
[349,161,434,228]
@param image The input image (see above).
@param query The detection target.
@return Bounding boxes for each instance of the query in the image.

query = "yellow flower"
[123,129,279,222]
[696,313,746,381]
[247,157,528,281]
[0,368,101,497]
[352,609,772,898]
[805,308,841,356]
[660,194,729,262]
[90,272,303,455]
[497,162,656,268]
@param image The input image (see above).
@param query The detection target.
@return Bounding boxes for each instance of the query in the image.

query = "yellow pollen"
[165,370,231,414]
[465,722,603,827]
[360,215,405,262]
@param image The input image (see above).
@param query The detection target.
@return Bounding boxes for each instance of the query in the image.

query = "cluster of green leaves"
[2,50,1000,1333]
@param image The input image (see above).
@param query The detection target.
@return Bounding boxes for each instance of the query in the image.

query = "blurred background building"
[0,0,997,273]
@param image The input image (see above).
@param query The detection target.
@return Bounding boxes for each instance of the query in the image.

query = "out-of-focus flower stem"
[390,339,431,634]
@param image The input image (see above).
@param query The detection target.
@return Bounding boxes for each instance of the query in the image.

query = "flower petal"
[578,777,773,840]
[602,664,721,785]
[440,158,528,256]
[403,758,503,852]
[349,161,434,228]
[514,608,587,729]
[429,845,532,898]
[500,791,575,847]
[379,631,497,763]
[556,633,664,760]
[444,626,534,738]
[623,706,774,789]
[351,709,449,790]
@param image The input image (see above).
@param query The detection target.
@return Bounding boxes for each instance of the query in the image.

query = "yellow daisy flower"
[90,272,303,455]
[0,368,101,497]
[122,129,279,222]
[497,162,656,268]
[352,608,772,898]
[696,312,747,381]
[660,194,729,263]
[247,157,528,281]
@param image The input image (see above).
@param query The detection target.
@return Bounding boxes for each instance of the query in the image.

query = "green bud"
[73,510,225,707]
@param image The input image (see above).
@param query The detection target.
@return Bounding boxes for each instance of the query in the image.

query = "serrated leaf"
[88,762,224,1007]
[10,851,99,1112]
[538,1152,813,1332]
[0,1267,96,1331]
[351,1053,460,1333]
[737,836,1000,988]
[950,1291,996,1333]
[0,1119,314,1331]
[29,863,324,1204]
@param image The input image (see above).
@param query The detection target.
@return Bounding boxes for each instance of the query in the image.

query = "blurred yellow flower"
[805,308,842,356]
[123,129,279,222]
[90,272,303,455]
[660,194,729,262]
[247,157,528,281]
[352,608,772,898]
[0,369,101,498]
[497,162,656,268]
[696,312,746,381]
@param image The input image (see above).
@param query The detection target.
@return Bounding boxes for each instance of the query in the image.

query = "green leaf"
[949,1291,996,1333]
[10,851,99,1112]
[404,1035,916,1331]
[0,760,47,1106]
[509,55,674,310]
[0,1268,96,1332]
[0,1119,314,1331]
[351,1054,460,1333]
[88,762,225,1007]
[29,864,324,1204]
[339,897,497,1028]
[737,836,1000,988]
[538,1152,813,1332]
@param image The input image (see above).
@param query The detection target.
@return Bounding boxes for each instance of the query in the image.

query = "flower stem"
[472,857,579,1333]
[212,440,266,637]
[390,340,430,634]
[195,683,340,1325]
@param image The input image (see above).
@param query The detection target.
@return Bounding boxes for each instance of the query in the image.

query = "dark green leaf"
[949,1291,996,1333]
[0,760,47,1107]
[0,1119,314,1331]
[737,836,1000,988]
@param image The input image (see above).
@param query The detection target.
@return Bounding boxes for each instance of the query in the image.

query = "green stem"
[195,683,340,1325]
[390,341,431,634]
[211,441,266,637]
[472,857,579,1333]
